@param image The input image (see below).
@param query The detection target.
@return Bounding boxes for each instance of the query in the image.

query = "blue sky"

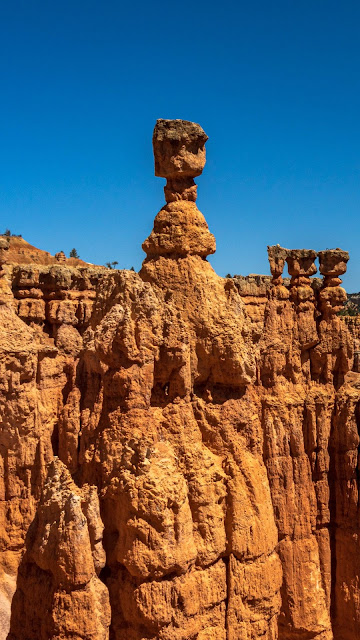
[1,0,360,289]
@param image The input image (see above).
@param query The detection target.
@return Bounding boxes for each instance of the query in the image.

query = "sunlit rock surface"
[0,120,359,640]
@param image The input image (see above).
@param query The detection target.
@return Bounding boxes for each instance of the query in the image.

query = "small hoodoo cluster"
[268,245,349,317]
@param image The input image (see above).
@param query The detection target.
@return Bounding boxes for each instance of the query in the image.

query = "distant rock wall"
[0,121,360,640]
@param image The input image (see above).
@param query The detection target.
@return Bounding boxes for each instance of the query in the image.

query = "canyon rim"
[1,119,360,640]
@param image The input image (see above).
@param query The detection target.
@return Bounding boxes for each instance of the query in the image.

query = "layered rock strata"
[1,120,360,640]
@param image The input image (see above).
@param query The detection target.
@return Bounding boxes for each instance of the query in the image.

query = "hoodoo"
[1,120,360,640]
[142,119,216,259]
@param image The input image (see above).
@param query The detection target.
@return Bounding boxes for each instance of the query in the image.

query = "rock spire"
[142,119,215,259]
[318,249,349,318]
[0,236,12,304]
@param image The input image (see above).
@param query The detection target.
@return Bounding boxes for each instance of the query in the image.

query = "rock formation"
[0,238,12,304]
[143,119,215,258]
[7,459,110,640]
[4,235,98,267]
[55,251,66,263]
[1,119,360,640]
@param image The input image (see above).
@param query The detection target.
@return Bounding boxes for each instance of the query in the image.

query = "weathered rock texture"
[1,120,360,640]
[4,235,97,268]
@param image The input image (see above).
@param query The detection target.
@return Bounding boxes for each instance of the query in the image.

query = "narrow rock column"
[286,249,319,355]
[0,237,9,275]
[353,339,360,373]
[261,246,295,386]
[0,237,12,304]
[318,249,349,319]
[319,249,360,639]
[142,119,216,260]
[267,244,289,287]
[310,249,352,386]
[267,244,290,302]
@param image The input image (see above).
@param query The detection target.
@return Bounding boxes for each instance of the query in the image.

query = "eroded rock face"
[0,238,12,304]
[8,458,110,640]
[1,120,360,640]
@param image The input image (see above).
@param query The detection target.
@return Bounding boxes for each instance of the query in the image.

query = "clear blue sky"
[1,1,360,289]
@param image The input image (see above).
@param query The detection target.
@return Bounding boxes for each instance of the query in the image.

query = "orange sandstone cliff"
[0,121,359,640]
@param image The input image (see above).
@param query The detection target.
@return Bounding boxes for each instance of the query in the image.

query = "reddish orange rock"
[0,120,359,640]
[7,458,110,640]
